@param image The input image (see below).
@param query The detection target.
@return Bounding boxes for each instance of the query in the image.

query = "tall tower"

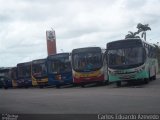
[46,30,57,55]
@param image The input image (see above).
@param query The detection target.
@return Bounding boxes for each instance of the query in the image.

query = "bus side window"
[42,64,46,74]
[145,45,149,57]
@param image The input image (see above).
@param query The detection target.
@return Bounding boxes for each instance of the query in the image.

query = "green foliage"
[125,31,140,39]
[125,23,151,40]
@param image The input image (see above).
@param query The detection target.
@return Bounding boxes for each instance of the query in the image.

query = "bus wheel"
[80,84,85,88]
[153,68,156,80]
[104,81,109,85]
[4,86,8,89]
[116,81,121,87]
[100,81,108,86]
[39,85,44,88]
[148,70,151,81]
[72,83,77,87]
[144,78,149,84]
[56,85,60,89]
[153,75,156,80]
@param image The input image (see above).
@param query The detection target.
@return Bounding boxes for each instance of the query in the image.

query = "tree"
[125,31,140,39]
[136,23,151,41]
[125,23,151,40]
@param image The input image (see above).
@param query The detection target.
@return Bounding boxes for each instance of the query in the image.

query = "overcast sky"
[0,0,160,67]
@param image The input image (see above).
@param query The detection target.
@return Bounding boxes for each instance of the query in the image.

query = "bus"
[47,53,73,88]
[17,62,32,88]
[107,38,158,87]
[31,58,48,88]
[11,67,18,88]
[0,67,12,89]
[71,47,108,87]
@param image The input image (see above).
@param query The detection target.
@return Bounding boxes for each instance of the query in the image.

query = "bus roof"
[32,58,46,64]
[72,47,102,53]
[17,61,31,67]
[0,67,12,71]
[47,52,70,59]
[107,38,155,49]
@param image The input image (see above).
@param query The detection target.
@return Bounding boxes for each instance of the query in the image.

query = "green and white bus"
[106,38,158,87]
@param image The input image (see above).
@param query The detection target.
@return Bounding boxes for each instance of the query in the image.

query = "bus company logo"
[2,114,18,120]
[47,31,55,41]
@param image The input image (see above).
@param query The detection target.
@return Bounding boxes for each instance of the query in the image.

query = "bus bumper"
[17,79,32,87]
[48,79,73,86]
[37,78,48,86]
[109,70,149,82]
[73,75,104,84]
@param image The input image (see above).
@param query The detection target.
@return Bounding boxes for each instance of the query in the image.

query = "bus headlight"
[108,70,114,74]
[56,75,62,80]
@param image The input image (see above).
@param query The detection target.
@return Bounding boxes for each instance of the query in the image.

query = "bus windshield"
[32,63,47,78]
[48,56,71,74]
[108,47,145,69]
[72,52,102,72]
[17,66,31,78]
[0,69,11,80]
[11,68,17,79]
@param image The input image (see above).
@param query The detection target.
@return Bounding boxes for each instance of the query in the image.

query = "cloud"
[0,0,160,67]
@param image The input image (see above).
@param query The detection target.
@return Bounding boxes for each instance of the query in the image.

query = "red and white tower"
[46,30,57,55]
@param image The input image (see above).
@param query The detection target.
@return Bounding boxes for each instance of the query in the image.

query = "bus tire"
[96,82,103,86]
[4,86,8,89]
[103,81,109,85]
[153,68,156,80]
[148,70,151,81]
[105,81,109,85]
[144,78,149,84]
[39,85,44,88]
[116,81,121,87]
[72,83,77,87]
[80,84,85,88]
[56,85,60,89]
[153,75,156,80]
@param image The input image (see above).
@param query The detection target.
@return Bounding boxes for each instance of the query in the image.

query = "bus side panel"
[150,59,158,77]
[144,58,158,78]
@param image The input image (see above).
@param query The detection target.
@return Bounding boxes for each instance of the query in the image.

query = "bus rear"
[107,38,158,86]
[47,53,73,88]
[31,59,48,88]
[17,62,32,88]
[71,47,108,87]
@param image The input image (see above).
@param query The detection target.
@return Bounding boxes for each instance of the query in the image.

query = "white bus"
[107,38,158,87]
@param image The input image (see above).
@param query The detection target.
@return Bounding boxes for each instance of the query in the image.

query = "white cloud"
[0,0,160,67]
